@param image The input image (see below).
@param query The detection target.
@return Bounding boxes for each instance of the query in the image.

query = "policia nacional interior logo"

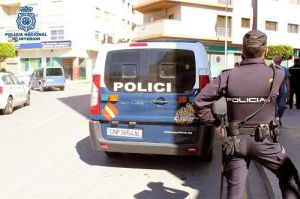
[16,6,36,32]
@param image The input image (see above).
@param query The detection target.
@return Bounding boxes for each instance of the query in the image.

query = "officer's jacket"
[193,58,285,126]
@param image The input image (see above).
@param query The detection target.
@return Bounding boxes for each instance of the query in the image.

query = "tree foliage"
[0,43,16,62]
[266,45,293,60]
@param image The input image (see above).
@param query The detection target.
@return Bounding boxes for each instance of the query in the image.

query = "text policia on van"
[113,82,172,92]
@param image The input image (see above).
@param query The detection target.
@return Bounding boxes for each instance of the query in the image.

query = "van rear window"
[46,68,63,76]
[105,49,195,93]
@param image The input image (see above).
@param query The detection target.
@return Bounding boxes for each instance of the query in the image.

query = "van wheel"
[60,86,65,91]
[39,84,44,92]
[3,96,13,114]
[24,92,30,106]
[104,152,122,157]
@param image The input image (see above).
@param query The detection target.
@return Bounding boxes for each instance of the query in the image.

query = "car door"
[3,74,18,106]
[11,74,26,103]
[30,70,39,88]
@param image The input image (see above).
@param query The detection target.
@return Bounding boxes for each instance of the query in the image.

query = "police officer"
[193,30,300,199]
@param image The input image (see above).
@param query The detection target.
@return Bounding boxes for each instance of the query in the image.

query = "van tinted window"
[46,68,63,76]
[105,49,195,93]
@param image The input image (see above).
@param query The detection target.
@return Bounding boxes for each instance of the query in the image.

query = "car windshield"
[46,68,63,76]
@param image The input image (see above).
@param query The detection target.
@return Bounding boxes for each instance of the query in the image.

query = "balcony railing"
[133,19,232,41]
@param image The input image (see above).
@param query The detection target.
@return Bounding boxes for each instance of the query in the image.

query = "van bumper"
[89,120,214,156]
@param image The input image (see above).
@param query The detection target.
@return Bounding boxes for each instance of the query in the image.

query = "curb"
[254,161,282,199]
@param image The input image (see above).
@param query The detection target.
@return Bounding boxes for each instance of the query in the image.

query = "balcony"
[134,0,233,13]
[133,19,232,42]
[0,0,20,6]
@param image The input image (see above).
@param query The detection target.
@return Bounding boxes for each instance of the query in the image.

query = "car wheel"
[39,84,44,92]
[24,92,30,106]
[104,152,122,157]
[3,96,13,114]
[60,86,65,91]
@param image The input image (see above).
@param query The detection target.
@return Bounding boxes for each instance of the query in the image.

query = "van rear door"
[147,49,196,123]
[103,49,149,121]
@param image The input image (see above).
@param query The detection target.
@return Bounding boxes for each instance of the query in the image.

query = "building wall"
[0,0,137,79]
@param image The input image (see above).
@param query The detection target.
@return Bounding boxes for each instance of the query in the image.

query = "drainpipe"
[224,0,228,69]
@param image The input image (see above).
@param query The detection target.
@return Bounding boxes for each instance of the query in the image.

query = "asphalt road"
[0,82,267,199]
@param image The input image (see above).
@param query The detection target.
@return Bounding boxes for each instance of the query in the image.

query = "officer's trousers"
[224,135,300,199]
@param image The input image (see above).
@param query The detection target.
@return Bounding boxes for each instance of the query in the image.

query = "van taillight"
[199,75,209,90]
[90,75,101,115]
[129,42,148,47]
[0,86,3,95]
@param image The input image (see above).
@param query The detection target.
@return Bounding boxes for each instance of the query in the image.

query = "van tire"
[60,86,65,91]
[39,84,44,92]
[104,152,122,157]
[24,92,30,106]
[3,96,13,114]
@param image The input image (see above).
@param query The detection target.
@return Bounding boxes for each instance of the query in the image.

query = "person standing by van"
[289,58,300,109]
[193,30,300,199]
[272,55,290,126]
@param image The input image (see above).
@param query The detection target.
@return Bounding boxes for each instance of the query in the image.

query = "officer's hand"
[215,125,222,134]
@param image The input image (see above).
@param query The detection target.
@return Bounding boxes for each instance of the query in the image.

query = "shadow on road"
[133,182,189,199]
[57,94,90,119]
[76,136,221,199]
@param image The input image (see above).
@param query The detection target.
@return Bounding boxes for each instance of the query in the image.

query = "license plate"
[107,128,143,138]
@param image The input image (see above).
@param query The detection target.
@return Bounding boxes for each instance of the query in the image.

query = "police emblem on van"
[113,82,172,92]
[174,103,196,125]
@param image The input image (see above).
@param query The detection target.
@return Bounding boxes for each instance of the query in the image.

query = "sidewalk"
[256,108,300,199]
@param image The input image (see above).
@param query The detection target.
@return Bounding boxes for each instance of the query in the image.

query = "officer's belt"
[226,125,269,136]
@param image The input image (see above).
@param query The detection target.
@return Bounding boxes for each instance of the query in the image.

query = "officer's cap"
[243,30,267,48]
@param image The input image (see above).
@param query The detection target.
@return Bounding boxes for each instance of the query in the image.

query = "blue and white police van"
[89,41,214,160]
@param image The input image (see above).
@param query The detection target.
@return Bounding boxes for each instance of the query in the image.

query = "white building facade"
[133,0,300,77]
[0,0,136,80]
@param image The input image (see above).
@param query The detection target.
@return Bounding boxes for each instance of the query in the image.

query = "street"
[0,82,282,199]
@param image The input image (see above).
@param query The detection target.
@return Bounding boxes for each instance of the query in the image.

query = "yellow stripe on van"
[104,105,115,118]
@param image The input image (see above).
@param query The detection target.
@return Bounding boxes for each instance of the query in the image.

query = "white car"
[0,72,30,114]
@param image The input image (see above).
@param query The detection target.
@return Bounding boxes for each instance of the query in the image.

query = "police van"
[89,41,214,160]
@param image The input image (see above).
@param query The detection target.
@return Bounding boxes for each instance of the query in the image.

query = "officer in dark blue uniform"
[193,30,300,199]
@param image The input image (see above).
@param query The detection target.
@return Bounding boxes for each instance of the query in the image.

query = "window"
[216,15,232,37]
[241,18,250,28]
[105,49,195,93]
[168,14,174,19]
[50,0,63,15]
[2,75,14,85]
[50,27,64,40]
[95,7,101,18]
[95,31,101,41]
[46,68,62,76]
[122,64,137,78]
[218,0,232,4]
[289,0,300,4]
[288,24,299,33]
[265,21,277,31]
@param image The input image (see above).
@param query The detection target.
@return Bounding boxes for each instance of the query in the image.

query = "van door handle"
[152,97,168,105]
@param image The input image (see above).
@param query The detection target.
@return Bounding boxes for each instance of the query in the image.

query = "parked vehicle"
[89,41,214,160]
[0,72,30,114]
[30,66,65,91]
[15,72,31,86]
